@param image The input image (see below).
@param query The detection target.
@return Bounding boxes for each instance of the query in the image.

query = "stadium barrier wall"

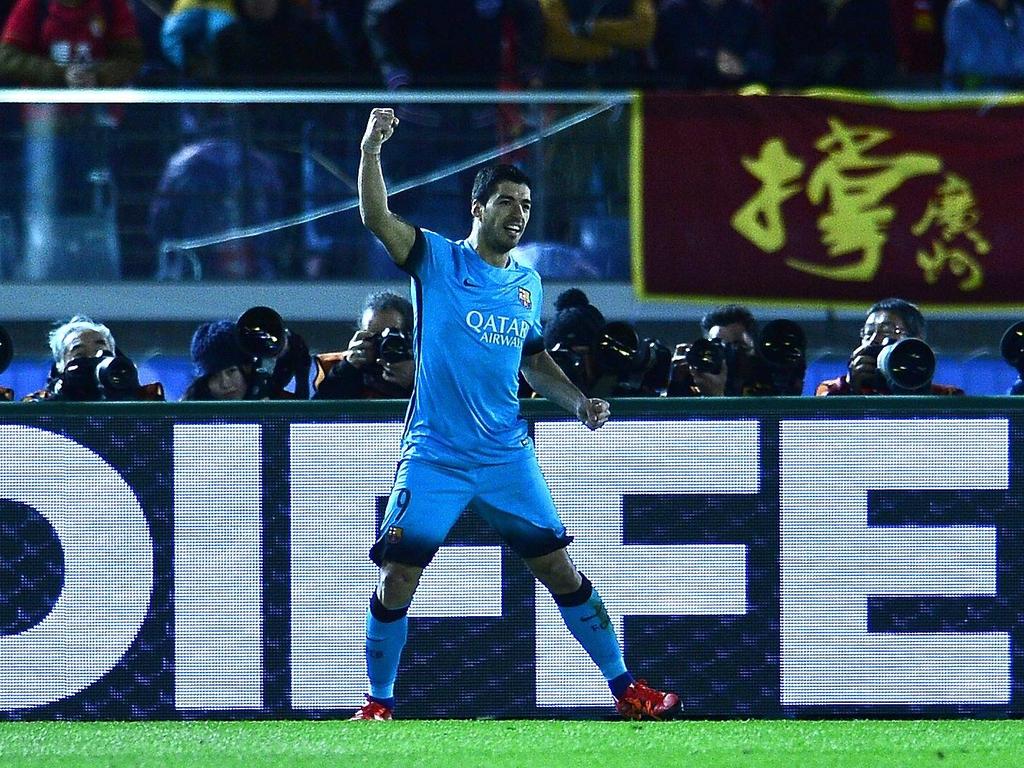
[0,398,1022,719]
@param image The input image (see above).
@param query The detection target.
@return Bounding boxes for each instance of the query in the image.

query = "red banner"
[636,93,1024,307]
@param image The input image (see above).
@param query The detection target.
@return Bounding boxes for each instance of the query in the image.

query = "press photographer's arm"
[847,340,882,393]
[521,349,610,430]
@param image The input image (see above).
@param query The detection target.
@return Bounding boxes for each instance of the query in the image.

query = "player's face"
[475,181,531,253]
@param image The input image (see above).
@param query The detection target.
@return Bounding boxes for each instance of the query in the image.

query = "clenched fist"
[361,108,399,155]
[576,397,611,431]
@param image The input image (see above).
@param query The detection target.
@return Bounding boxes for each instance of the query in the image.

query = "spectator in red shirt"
[0,0,143,86]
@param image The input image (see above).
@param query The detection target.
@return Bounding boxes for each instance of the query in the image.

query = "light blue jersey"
[399,228,545,465]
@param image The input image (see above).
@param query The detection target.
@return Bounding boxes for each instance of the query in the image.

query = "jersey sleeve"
[400,227,454,287]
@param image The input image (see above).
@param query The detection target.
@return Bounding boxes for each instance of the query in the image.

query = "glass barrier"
[0,90,634,283]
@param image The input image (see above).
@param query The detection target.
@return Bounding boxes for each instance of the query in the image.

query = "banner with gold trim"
[633,93,1024,307]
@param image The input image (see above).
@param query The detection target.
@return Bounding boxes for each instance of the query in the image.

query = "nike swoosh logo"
[463,278,479,287]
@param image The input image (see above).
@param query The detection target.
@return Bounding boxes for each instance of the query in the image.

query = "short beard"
[482,224,517,255]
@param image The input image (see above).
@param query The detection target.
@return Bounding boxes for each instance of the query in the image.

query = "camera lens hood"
[96,354,140,395]
[877,338,935,393]
[685,337,726,375]
[759,319,806,367]
[237,306,286,359]
[1000,321,1024,370]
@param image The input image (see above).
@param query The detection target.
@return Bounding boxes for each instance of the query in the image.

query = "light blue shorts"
[370,451,572,567]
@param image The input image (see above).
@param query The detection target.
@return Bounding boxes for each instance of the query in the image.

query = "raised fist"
[361,108,399,155]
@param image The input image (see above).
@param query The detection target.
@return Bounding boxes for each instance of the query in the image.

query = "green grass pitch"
[1,719,1022,768]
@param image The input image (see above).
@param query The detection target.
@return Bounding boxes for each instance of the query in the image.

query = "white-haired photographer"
[21,316,163,402]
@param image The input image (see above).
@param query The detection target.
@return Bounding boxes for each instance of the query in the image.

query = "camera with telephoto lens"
[596,321,672,396]
[750,319,807,396]
[1000,321,1024,395]
[376,327,413,364]
[673,319,807,396]
[53,349,141,401]
[677,337,744,395]
[684,337,733,376]
[859,337,936,394]
[236,306,311,399]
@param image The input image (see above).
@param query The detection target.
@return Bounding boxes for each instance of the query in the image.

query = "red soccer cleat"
[615,680,681,721]
[348,696,393,721]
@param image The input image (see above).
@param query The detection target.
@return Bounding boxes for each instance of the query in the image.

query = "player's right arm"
[359,108,417,266]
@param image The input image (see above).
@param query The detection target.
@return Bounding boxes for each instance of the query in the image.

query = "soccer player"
[350,107,680,721]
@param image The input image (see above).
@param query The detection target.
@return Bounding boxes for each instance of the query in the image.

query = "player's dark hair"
[471,164,532,205]
[700,304,757,336]
[867,297,925,338]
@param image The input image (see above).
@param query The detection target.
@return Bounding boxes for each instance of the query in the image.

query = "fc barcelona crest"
[518,287,532,309]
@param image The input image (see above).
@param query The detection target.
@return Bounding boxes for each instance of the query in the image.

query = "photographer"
[667,305,758,397]
[183,320,254,401]
[668,305,807,397]
[183,318,305,401]
[542,288,671,397]
[23,316,163,402]
[313,291,415,400]
[816,298,963,396]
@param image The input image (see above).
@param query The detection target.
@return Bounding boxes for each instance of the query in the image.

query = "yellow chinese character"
[916,240,983,291]
[911,173,991,254]
[731,138,805,253]
[786,117,942,281]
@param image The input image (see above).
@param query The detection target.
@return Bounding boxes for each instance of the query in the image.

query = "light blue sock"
[554,576,628,682]
[366,593,409,702]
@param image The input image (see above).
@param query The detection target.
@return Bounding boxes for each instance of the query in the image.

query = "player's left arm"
[520,349,610,430]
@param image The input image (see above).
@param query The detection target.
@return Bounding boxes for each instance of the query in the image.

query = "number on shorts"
[395,488,411,516]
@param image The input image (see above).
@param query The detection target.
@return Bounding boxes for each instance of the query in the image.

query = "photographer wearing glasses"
[816,297,964,396]
[23,316,163,402]
[313,290,415,400]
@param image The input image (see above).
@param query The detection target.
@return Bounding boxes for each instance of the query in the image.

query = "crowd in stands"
[0,0,1020,91]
